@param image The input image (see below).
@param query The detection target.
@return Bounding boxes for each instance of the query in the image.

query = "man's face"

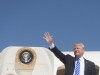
[73,45,84,58]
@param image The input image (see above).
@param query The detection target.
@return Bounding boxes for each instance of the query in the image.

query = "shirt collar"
[79,56,84,61]
[75,56,84,61]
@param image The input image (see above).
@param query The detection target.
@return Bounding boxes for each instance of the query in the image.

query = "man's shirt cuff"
[49,43,55,49]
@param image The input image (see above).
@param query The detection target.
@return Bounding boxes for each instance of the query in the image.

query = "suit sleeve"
[49,46,66,64]
[91,63,96,75]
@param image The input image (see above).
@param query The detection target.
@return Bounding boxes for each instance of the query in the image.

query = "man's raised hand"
[43,32,53,46]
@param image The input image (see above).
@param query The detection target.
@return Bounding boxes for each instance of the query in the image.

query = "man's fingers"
[46,32,52,38]
[44,32,50,38]
[47,32,51,37]
[44,32,53,40]
[44,33,47,38]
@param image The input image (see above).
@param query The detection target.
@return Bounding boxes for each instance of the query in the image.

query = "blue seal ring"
[19,50,34,64]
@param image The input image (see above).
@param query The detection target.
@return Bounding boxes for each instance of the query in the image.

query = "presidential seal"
[16,47,37,68]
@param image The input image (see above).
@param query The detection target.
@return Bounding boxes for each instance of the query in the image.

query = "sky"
[0,0,100,52]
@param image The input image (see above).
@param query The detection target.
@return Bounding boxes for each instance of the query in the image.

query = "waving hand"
[43,32,53,46]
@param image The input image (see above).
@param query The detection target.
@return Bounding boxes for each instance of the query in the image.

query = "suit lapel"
[72,58,76,74]
[84,59,88,75]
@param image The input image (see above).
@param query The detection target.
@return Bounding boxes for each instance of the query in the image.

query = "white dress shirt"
[73,56,85,75]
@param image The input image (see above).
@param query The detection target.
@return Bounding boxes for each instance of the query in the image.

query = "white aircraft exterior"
[0,46,99,75]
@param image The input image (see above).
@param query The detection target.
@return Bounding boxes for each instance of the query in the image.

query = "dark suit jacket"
[50,46,96,75]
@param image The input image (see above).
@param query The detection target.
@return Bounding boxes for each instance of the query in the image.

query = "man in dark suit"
[43,32,96,75]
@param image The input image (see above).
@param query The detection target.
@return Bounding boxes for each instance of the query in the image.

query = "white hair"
[74,43,85,48]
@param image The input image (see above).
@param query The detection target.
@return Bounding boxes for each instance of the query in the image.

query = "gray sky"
[0,0,100,52]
